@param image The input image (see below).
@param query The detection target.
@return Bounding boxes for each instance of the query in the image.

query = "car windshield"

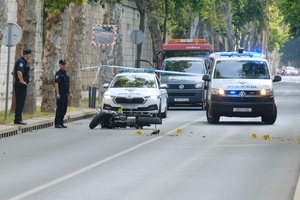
[161,60,205,76]
[110,74,157,88]
[213,60,270,79]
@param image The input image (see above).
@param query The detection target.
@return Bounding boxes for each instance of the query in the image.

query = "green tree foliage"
[268,2,289,52]
[232,0,265,31]
[279,0,300,66]
[280,0,300,37]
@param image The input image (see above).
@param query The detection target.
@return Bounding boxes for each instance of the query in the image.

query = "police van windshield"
[213,60,270,79]
[161,60,205,76]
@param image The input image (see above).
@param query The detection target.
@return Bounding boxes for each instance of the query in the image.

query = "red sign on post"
[91,24,118,46]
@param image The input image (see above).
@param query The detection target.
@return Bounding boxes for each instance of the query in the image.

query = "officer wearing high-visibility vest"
[54,59,72,128]
[13,48,32,125]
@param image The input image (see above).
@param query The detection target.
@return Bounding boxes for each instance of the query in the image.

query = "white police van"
[202,50,282,124]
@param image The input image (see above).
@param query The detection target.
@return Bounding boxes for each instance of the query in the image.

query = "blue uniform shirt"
[14,57,30,84]
[55,69,70,94]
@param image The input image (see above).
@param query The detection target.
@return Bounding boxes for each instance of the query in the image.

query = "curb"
[0,109,98,139]
[295,174,300,200]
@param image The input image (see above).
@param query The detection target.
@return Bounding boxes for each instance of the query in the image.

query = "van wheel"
[206,106,220,124]
[262,105,277,125]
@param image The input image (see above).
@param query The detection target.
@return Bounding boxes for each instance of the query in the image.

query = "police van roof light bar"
[219,52,265,58]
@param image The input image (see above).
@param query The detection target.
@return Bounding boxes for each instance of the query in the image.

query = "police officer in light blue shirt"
[14,48,32,125]
[54,59,73,128]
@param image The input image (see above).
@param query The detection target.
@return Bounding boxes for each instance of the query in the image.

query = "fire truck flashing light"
[167,39,207,44]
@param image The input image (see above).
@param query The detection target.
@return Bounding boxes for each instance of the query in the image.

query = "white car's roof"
[115,72,157,77]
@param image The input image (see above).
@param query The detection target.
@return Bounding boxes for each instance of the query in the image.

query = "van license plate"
[174,98,189,102]
[233,108,252,112]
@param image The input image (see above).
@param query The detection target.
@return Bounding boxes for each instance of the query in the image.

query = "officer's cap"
[23,48,32,55]
[59,59,66,65]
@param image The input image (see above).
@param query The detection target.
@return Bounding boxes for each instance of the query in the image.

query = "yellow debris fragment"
[263,135,269,140]
[136,130,142,135]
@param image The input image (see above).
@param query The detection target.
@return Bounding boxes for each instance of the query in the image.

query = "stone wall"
[0,0,153,99]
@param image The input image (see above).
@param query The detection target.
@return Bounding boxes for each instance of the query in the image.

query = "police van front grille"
[224,90,261,96]
[115,97,145,104]
[168,84,195,89]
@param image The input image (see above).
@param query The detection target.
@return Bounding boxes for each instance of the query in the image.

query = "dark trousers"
[14,85,27,122]
[54,93,68,126]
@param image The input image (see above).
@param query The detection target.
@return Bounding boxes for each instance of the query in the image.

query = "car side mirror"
[273,75,281,82]
[103,83,109,88]
[202,74,210,82]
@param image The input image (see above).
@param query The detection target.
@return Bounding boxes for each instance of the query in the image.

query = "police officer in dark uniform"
[14,48,32,125]
[54,59,72,128]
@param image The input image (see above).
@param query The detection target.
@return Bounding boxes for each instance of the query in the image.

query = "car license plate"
[122,104,138,109]
[174,98,189,102]
[233,108,252,112]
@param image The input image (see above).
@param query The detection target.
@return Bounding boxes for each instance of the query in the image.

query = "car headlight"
[195,83,203,88]
[260,89,273,96]
[210,88,225,96]
[145,95,160,99]
[103,93,114,99]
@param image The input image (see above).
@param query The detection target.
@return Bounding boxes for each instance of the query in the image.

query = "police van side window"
[214,60,270,79]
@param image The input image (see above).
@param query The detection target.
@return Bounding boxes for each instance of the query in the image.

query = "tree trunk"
[135,0,145,68]
[221,1,235,51]
[143,1,162,55]
[212,30,220,52]
[115,4,123,66]
[0,0,8,47]
[40,12,63,112]
[99,3,116,99]
[250,23,260,52]
[147,15,162,55]
[65,3,87,107]
[12,0,37,115]
[190,16,199,39]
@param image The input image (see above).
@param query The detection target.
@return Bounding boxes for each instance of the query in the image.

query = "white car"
[285,66,298,76]
[102,70,168,118]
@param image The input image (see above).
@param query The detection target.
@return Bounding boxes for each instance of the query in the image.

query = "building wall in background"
[0,0,152,99]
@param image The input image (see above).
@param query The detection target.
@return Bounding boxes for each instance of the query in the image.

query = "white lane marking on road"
[8,118,202,200]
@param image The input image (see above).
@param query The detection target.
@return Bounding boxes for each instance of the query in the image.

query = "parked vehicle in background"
[160,57,211,109]
[203,50,282,124]
[284,66,298,76]
[153,39,213,70]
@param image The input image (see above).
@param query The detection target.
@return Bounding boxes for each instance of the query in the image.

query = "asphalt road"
[0,76,300,200]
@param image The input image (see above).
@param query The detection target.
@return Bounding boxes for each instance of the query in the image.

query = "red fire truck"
[154,39,213,70]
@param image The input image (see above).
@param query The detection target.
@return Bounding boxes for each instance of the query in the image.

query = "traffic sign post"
[130,30,144,68]
[1,22,22,120]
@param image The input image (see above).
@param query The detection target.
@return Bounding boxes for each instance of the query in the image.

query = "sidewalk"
[0,91,98,138]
